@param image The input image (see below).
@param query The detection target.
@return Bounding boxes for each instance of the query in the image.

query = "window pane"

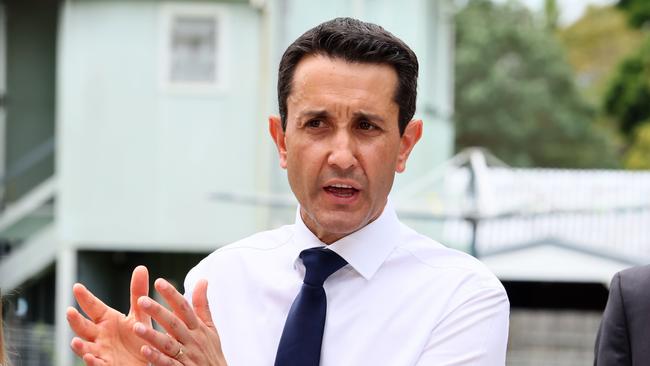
[170,16,217,83]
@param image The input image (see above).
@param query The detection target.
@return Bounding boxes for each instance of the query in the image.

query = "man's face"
[270,55,422,243]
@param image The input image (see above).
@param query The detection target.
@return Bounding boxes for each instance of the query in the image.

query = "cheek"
[362,145,400,184]
[286,141,321,181]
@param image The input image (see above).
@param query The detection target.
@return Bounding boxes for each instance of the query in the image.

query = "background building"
[395,148,650,365]
[0,1,455,365]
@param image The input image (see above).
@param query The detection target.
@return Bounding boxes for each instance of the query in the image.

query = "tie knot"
[299,248,348,287]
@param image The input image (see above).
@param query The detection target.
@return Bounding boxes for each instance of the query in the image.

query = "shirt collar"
[291,199,401,280]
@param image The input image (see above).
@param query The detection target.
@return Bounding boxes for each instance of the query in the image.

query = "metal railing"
[0,137,55,260]
[0,137,54,188]
[4,322,55,366]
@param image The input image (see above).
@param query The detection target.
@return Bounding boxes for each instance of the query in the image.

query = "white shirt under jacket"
[184,202,510,366]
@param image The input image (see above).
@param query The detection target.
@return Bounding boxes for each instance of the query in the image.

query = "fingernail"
[142,345,152,356]
[134,323,145,335]
[157,279,168,290]
[139,297,151,308]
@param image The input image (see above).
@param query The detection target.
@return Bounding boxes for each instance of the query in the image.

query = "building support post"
[55,246,77,366]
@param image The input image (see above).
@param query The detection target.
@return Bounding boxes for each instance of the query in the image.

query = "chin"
[315,215,366,240]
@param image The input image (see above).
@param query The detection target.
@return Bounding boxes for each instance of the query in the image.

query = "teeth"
[330,184,353,189]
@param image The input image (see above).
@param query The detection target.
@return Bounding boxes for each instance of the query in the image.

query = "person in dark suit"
[594,264,650,365]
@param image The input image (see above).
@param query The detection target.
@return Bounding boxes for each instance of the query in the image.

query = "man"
[594,264,650,365]
[67,17,509,365]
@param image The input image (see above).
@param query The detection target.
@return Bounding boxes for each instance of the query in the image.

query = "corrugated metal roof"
[395,149,650,265]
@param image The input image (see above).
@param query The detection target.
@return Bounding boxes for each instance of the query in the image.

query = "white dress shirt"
[184,202,510,365]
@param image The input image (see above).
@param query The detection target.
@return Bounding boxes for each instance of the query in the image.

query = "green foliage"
[557,5,644,106]
[455,0,621,168]
[604,38,650,135]
[544,0,560,30]
[623,122,650,169]
[618,0,650,28]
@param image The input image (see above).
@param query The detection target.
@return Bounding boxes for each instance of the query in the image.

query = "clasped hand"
[66,266,227,366]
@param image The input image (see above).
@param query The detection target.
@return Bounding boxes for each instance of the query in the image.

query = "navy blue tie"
[274,247,348,366]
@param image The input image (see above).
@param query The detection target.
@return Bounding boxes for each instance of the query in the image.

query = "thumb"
[193,279,216,330]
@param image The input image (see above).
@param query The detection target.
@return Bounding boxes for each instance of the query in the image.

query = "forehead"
[287,55,399,118]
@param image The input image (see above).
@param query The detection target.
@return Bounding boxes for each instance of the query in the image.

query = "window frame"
[158,3,229,94]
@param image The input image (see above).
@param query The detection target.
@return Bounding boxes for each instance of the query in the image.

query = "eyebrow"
[352,111,385,124]
[298,109,329,120]
[297,109,386,123]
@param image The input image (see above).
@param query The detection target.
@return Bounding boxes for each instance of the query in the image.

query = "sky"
[517,0,618,25]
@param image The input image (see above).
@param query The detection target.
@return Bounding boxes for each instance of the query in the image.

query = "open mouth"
[323,184,359,198]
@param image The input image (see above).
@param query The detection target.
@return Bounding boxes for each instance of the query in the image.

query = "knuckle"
[150,349,162,362]
[149,350,162,365]
[169,318,182,331]
[180,300,190,313]
[163,338,176,353]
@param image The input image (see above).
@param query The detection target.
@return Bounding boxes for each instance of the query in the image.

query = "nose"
[327,131,358,171]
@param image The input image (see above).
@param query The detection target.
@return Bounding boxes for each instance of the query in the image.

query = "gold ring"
[173,345,185,359]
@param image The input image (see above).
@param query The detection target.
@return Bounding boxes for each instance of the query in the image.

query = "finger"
[193,279,216,330]
[82,353,108,366]
[73,283,110,322]
[66,306,99,340]
[141,345,182,366]
[155,278,199,330]
[133,322,184,360]
[70,336,100,359]
[138,296,190,343]
[130,265,151,322]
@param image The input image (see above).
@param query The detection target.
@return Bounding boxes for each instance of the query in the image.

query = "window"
[160,4,227,92]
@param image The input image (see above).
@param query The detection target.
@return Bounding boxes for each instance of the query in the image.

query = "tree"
[455,0,620,168]
[624,122,650,169]
[604,39,650,136]
[600,1,650,169]
[617,0,650,28]
[557,5,644,106]
[544,0,560,31]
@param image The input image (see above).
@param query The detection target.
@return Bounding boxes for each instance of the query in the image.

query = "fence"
[4,322,54,366]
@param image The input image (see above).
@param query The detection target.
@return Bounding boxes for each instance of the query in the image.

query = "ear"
[396,119,423,173]
[268,115,288,169]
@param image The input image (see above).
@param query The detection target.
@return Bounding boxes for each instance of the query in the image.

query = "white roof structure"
[394,148,650,285]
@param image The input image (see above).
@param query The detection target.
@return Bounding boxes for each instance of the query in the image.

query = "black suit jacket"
[594,264,650,366]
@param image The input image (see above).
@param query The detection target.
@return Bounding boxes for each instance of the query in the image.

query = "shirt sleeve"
[416,285,510,366]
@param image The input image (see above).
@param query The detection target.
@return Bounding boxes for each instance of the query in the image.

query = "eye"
[358,120,376,131]
[306,119,324,128]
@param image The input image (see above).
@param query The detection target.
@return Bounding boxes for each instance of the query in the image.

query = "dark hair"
[277,17,419,135]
